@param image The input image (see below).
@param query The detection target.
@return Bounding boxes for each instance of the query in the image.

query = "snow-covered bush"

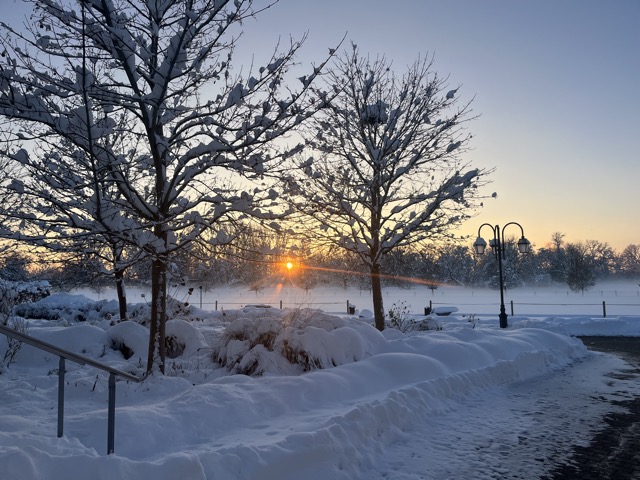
[108,321,149,364]
[108,318,208,365]
[386,301,412,332]
[13,293,117,323]
[0,279,50,313]
[386,301,442,332]
[213,307,385,376]
[1,316,28,370]
[129,295,199,327]
[165,319,208,358]
[0,279,49,369]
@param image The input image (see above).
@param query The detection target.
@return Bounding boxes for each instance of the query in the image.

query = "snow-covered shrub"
[413,317,443,331]
[213,308,385,376]
[386,301,441,332]
[0,280,44,369]
[167,294,193,318]
[0,283,15,321]
[108,321,149,362]
[111,338,135,360]
[13,293,115,324]
[127,302,151,325]
[129,295,197,327]
[386,301,412,332]
[1,316,28,370]
[165,335,186,359]
[109,318,207,364]
[0,279,50,315]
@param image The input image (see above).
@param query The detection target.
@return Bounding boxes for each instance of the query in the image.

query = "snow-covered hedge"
[0,279,50,317]
[213,307,386,376]
[13,293,118,323]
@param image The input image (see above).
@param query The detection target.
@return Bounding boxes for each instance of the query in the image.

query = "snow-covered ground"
[1,283,639,480]
[84,280,640,317]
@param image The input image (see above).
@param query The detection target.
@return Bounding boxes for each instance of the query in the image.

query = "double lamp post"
[473,222,531,328]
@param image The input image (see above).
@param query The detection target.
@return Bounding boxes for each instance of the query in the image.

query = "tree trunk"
[114,268,127,321]
[147,253,167,375]
[111,244,127,321]
[371,263,385,331]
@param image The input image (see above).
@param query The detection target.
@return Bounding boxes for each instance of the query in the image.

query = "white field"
[79,279,640,318]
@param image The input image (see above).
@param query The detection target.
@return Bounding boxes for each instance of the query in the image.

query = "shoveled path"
[545,336,640,480]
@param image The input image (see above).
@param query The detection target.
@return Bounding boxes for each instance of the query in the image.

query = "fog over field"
[80,279,640,318]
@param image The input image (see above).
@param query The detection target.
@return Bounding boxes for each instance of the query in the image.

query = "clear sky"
[238,0,640,251]
[5,0,639,251]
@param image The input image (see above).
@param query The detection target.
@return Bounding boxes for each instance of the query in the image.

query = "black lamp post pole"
[493,226,508,328]
[474,222,530,329]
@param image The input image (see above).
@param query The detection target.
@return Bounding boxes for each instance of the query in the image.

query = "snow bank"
[0,292,637,480]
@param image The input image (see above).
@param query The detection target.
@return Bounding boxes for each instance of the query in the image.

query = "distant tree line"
[2,230,638,294]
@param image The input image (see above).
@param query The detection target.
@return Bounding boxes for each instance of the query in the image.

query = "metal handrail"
[0,323,141,454]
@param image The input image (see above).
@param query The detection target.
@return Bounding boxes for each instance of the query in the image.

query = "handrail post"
[0,324,140,455]
[57,357,65,438]
[107,373,116,455]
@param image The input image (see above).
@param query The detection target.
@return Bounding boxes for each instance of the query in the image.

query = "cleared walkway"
[545,337,640,480]
[361,336,640,480]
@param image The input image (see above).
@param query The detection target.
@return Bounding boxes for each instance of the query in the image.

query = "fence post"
[510,300,514,316]
[602,301,606,318]
[57,357,65,438]
[215,300,218,311]
[107,373,116,455]
[280,300,283,309]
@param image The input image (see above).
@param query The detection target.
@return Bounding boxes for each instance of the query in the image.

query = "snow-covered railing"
[0,324,140,455]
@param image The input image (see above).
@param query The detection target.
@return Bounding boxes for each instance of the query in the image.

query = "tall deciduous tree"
[432,244,471,286]
[584,240,616,278]
[283,46,488,330]
[0,0,336,374]
[566,242,596,294]
[620,244,640,278]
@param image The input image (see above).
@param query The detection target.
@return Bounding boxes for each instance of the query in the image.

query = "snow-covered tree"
[283,46,488,330]
[0,0,336,374]
[566,242,597,293]
[475,238,528,291]
[619,244,640,278]
[584,240,616,279]
[0,121,140,320]
[436,244,474,286]
[0,134,20,254]
[0,252,31,282]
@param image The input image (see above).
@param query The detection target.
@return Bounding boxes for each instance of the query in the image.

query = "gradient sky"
[240,0,640,251]
[6,0,639,251]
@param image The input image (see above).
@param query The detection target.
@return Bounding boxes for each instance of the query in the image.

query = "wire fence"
[427,300,640,318]
[188,298,640,318]
[192,299,353,314]
[88,285,640,318]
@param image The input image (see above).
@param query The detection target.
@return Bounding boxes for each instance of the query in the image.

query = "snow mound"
[13,293,118,324]
[213,308,387,375]
[17,323,109,367]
